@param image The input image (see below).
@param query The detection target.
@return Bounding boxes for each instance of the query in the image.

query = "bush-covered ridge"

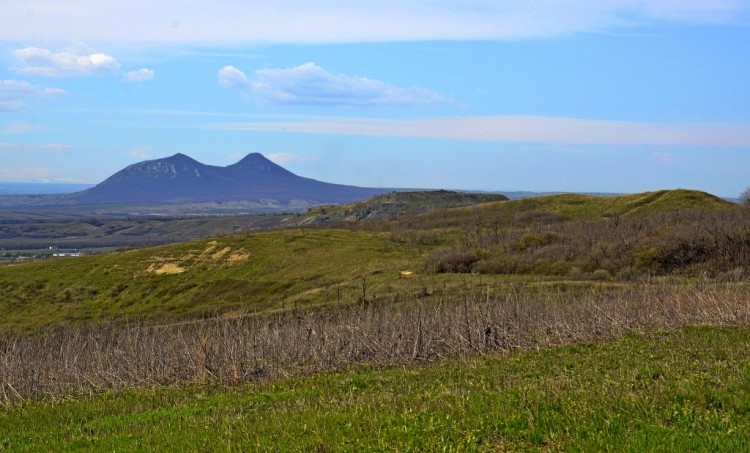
[303,189,509,222]
[405,189,737,227]
[375,189,747,278]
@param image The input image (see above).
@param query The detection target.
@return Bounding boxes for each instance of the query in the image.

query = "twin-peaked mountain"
[70,153,388,205]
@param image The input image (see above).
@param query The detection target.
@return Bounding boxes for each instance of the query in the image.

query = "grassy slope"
[2,326,749,451]
[0,189,742,333]
[513,189,736,218]
[0,229,420,333]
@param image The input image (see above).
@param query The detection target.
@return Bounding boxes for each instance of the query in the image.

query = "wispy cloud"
[127,147,152,158]
[0,142,73,152]
[227,152,245,162]
[0,167,57,182]
[219,62,449,106]
[11,47,121,77]
[1,122,47,134]
[0,101,25,112]
[0,0,750,44]
[208,115,750,147]
[651,152,677,164]
[266,153,317,165]
[0,79,67,111]
[124,68,155,83]
[1,1,747,44]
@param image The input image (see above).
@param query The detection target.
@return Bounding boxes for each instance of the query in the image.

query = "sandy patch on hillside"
[212,246,231,260]
[227,250,250,263]
[148,262,185,275]
[143,241,250,275]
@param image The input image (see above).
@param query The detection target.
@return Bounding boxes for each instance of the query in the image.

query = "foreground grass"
[2,326,749,451]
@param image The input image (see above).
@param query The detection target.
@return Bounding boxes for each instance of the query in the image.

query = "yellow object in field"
[399,270,414,278]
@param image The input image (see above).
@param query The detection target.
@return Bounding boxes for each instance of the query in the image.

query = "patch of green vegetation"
[0,229,421,333]
[2,326,749,451]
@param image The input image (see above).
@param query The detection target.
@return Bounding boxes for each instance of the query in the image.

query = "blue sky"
[1,1,749,197]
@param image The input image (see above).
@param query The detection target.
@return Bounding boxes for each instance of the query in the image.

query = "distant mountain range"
[63,153,389,206]
[0,183,94,195]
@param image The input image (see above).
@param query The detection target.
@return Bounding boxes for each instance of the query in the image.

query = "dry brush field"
[3,279,749,403]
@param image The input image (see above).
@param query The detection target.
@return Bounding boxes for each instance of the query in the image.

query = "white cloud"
[227,152,245,162]
[652,152,676,164]
[218,66,251,90]
[0,1,747,44]
[0,101,26,112]
[1,122,46,134]
[266,153,317,165]
[220,62,449,106]
[124,68,155,83]
[127,147,152,158]
[11,47,121,77]
[208,115,750,147]
[0,79,67,111]
[0,142,73,152]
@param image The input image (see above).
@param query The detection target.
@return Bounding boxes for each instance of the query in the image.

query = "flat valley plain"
[2,189,750,450]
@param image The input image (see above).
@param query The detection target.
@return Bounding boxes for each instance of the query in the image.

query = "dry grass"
[2,280,749,404]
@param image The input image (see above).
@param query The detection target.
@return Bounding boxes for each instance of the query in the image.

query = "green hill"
[379,189,746,277]
[408,189,737,228]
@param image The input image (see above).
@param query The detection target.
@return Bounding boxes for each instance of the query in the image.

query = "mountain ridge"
[68,152,389,205]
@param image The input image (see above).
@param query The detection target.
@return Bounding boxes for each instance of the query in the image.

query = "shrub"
[517,232,563,250]
[590,269,611,281]
[632,246,661,270]
[739,188,750,207]
[425,248,480,273]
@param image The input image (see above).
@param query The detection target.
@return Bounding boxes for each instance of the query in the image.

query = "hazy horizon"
[1,2,749,198]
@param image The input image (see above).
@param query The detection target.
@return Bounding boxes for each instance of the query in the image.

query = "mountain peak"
[229,153,295,178]
[136,153,203,175]
[162,152,199,164]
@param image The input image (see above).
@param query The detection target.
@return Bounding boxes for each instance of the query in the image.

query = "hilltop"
[407,189,736,228]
